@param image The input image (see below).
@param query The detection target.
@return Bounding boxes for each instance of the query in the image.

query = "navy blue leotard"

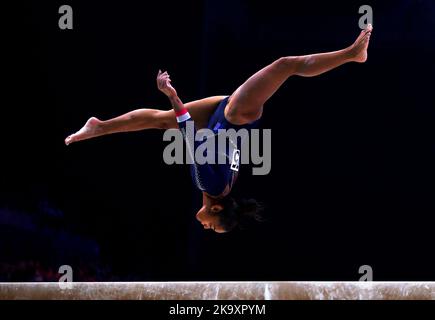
[176,96,259,197]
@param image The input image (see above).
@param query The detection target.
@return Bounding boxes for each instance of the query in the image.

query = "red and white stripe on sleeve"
[175,108,191,123]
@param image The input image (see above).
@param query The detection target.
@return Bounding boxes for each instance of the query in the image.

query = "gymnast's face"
[196,205,226,233]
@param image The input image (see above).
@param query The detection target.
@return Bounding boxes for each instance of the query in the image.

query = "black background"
[2,0,434,281]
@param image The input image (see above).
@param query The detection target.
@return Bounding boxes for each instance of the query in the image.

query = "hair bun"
[236,198,265,224]
[218,196,265,232]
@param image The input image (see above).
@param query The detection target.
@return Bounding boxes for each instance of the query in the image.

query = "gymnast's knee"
[226,108,263,125]
[274,56,303,75]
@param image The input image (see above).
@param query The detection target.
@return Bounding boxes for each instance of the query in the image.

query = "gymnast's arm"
[157,70,229,197]
[156,70,185,113]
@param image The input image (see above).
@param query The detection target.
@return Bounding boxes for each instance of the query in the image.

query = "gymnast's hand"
[157,70,177,98]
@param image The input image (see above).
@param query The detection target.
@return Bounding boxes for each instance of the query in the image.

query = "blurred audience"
[0,259,117,282]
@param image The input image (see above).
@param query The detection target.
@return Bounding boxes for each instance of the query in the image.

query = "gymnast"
[65,24,373,233]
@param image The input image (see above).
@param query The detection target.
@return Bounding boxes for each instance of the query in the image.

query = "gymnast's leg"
[65,96,225,145]
[225,24,373,125]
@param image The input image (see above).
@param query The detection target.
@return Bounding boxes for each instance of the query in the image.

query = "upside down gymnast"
[65,24,373,233]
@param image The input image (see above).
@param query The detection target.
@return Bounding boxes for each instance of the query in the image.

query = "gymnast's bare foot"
[349,23,373,63]
[65,117,103,145]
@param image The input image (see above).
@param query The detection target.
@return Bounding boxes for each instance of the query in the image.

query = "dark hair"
[217,196,265,232]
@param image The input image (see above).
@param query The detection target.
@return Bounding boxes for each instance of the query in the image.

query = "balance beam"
[0,282,434,300]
